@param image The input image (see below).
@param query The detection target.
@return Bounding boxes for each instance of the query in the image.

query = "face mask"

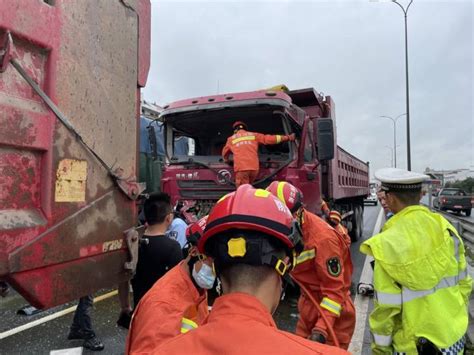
[192,263,216,289]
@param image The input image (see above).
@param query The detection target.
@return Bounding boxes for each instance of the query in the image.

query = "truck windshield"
[164,107,291,164]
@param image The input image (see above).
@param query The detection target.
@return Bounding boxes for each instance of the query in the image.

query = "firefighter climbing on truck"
[267,181,355,349]
[222,121,295,187]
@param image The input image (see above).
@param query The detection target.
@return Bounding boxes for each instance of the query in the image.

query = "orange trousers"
[296,293,355,350]
[235,170,258,187]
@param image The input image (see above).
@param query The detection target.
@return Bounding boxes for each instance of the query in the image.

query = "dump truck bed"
[329,145,370,201]
[0,0,150,308]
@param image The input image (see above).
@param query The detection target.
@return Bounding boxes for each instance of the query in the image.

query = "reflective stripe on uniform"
[440,335,465,354]
[296,248,315,264]
[376,291,402,305]
[402,269,468,303]
[276,135,282,143]
[232,135,255,144]
[180,317,198,334]
[452,231,460,263]
[394,336,465,355]
[320,297,342,316]
[373,333,392,347]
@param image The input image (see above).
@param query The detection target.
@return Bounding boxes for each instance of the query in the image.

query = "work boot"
[116,310,132,329]
[83,336,104,351]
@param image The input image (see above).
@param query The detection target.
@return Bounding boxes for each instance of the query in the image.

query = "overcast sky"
[143,0,473,177]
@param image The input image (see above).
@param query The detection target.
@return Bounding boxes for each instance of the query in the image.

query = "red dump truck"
[0,0,151,308]
[159,87,369,240]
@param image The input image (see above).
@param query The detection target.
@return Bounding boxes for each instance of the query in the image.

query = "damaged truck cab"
[159,87,369,240]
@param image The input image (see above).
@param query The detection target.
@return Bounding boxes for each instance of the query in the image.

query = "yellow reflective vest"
[360,205,472,354]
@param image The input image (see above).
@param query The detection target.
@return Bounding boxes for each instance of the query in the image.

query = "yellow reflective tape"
[296,249,315,264]
[180,317,198,334]
[218,193,231,203]
[232,135,256,144]
[277,181,286,204]
[254,189,270,198]
[320,297,341,316]
[276,135,282,144]
[228,237,247,257]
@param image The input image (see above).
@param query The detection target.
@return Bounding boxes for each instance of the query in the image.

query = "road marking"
[348,207,384,354]
[0,290,118,340]
[50,346,83,355]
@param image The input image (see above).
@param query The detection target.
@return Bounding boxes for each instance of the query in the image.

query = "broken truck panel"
[0,0,151,308]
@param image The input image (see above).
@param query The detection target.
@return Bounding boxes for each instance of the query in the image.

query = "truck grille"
[177,180,234,200]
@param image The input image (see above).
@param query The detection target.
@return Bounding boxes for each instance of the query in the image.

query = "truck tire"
[357,205,364,239]
[465,209,471,217]
[350,205,363,242]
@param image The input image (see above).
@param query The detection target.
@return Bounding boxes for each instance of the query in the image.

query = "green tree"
[445,177,474,194]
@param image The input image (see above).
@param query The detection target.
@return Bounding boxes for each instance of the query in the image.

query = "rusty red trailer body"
[0,0,151,308]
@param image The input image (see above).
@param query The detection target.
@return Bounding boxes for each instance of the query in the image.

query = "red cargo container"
[0,0,150,308]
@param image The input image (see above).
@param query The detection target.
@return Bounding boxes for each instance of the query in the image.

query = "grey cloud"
[144,0,473,177]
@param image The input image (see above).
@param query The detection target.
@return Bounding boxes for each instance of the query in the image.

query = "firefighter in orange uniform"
[222,121,295,187]
[125,216,211,354]
[267,181,355,349]
[321,199,331,218]
[152,185,348,355]
[328,210,352,247]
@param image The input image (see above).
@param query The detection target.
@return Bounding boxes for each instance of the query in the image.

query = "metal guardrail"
[422,198,474,257]
[437,212,474,258]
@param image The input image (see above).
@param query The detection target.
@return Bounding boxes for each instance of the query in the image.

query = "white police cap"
[375,168,428,192]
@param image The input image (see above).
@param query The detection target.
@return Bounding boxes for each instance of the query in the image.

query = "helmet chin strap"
[187,255,201,290]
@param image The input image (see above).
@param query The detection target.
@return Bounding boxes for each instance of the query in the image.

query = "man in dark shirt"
[131,192,183,307]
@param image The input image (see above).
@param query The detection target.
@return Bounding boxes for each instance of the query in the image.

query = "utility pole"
[381,114,405,168]
[392,0,413,170]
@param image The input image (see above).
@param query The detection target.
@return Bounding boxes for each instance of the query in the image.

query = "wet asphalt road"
[0,205,381,355]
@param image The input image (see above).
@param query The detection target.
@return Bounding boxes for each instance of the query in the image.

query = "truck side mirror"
[317,118,334,161]
[147,124,158,160]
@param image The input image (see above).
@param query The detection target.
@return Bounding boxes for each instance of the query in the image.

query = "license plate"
[453,205,462,209]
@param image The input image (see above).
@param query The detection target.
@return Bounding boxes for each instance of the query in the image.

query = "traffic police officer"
[360,168,472,354]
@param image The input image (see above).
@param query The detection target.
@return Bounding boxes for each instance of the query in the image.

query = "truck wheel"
[357,206,364,239]
[465,209,471,217]
[350,205,363,242]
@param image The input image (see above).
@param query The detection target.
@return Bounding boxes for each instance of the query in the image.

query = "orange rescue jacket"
[152,292,348,354]
[126,261,208,354]
[291,209,353,337]
[222,129,291,172]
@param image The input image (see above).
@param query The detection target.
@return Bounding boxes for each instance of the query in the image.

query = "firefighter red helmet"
[199,185,303,275]
[329,210,342,224]
[186,215,208,246]
[266,181,303,213]
[232,121,247,131]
